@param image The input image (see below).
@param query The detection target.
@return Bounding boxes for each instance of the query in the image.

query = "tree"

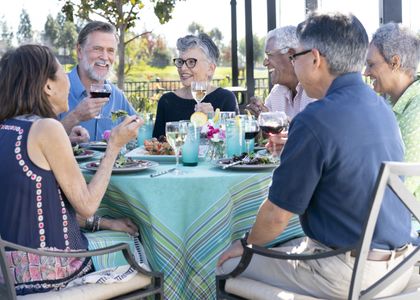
[57,21,78,57]
[42,15,60,48]
[150,36,171,68]
[187,22,204,36]
[17,9,33,45]
[0,17,14,50]
[61,0,182,89]
[239,34,265,66]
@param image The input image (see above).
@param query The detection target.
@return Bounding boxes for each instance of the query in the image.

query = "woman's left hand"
[100,217,139,236]
[195,102,214,114]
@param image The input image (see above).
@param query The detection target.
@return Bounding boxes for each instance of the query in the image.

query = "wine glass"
[257,111,288,161]
[191,81,208,104]
[244,119,260,155]
[165,121,188,175]
[90,83,112,141]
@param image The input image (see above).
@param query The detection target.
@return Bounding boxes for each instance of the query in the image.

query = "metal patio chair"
[0,238,163,300]
[216,162,420,300]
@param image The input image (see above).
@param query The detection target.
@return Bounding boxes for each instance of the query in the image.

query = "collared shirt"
[264,83,316,119]
[268,72,411,250]
[393,80,420,200]
[59,66,136,141]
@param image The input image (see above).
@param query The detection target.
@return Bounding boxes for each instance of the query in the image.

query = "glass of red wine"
[90,83,111,141]
[90,83,112,117]
[244,118,260,154]
[257,111,288,161]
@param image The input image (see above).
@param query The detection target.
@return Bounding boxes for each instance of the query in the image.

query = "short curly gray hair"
[176,33,220,65]
[265,26,299,54]
[371,22,420,76]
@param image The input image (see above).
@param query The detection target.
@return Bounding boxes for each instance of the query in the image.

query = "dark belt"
[350,244,409,261]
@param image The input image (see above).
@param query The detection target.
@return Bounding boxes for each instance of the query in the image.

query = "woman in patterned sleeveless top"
[0,44,143,295]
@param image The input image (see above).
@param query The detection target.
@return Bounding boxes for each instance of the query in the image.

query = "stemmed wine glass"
[165,121,188,175]
[90,83,112,141]
[257,111,288,162]
[191,81,208,105]
[244,119,260,155]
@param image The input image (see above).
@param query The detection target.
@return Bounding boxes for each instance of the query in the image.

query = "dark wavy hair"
[0,44,58,121]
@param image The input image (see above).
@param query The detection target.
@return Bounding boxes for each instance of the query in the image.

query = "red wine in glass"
[245,131,260,140]
[91,91,111,98]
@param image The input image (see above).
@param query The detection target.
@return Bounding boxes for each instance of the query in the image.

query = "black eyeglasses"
[288,49,312,64]
[173,58,198,68]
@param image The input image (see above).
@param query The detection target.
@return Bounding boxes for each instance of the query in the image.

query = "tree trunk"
[117,28,125,90]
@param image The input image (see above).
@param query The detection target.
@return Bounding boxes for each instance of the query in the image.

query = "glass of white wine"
[191,81,208,104]
[165,121,188,175]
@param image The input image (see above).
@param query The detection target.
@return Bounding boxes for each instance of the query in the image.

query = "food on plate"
[143,136,175,155]
[91,154,144,169]
[224,152,273,165]
[113,154,138,168]
[72,145,84,156]
[190,111,208,127]
[111,109,129,121]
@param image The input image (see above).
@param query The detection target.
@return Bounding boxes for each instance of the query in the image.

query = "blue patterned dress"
[0,116,92,295]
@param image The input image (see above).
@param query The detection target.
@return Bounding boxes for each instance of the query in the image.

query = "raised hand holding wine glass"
[257,111,288,161]
[90,83,112,118]
[166,121,188,175]
[90,83,111,140]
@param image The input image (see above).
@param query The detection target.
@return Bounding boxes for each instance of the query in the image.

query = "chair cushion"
[17,273,152,300]
[225,268,420,300]
[401,268,420,293]
[225,277,317,300]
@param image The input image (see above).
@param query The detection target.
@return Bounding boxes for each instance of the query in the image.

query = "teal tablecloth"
[84,162,303,299]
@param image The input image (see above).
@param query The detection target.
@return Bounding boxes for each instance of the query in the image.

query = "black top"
[153,87,239,138]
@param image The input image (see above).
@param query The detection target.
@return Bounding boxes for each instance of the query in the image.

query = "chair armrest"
[1,239,160,278]
[225,241,354,278]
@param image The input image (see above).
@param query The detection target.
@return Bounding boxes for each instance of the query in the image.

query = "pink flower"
[102,130,111,141]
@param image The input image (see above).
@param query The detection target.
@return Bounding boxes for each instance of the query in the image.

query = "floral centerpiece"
[201,119,225,161]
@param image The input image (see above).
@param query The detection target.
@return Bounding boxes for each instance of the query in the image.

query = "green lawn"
[125,63,268,82]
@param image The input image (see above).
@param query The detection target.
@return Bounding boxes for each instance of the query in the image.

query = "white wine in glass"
[166,121,188,175]
[191,81,208,104]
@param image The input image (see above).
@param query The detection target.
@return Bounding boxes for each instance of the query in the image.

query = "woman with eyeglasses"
[152,33,239,138]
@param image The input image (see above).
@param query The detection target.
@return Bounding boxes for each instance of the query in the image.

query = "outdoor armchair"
[216,162,420,300]
[0,238,163,300]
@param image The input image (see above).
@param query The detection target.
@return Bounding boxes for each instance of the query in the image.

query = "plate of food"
[214,153,279,170]
[81,156,158,174]
[126,137,206,162]
[126,137,175,162]
[73,145,96,161]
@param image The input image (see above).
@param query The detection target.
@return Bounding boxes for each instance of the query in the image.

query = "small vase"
[207,140,225,161]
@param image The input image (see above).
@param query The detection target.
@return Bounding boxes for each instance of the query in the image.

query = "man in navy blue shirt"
[218,12,412,298]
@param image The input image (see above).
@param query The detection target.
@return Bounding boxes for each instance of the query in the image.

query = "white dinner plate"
[214,158,279,170]
[81,160,159,174]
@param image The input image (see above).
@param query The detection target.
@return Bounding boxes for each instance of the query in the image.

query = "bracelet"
[92,215,101,232]
[85,216,95,231]
[240,231,250,248]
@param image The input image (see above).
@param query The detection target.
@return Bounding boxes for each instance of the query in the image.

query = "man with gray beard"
[60,21,136,141]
